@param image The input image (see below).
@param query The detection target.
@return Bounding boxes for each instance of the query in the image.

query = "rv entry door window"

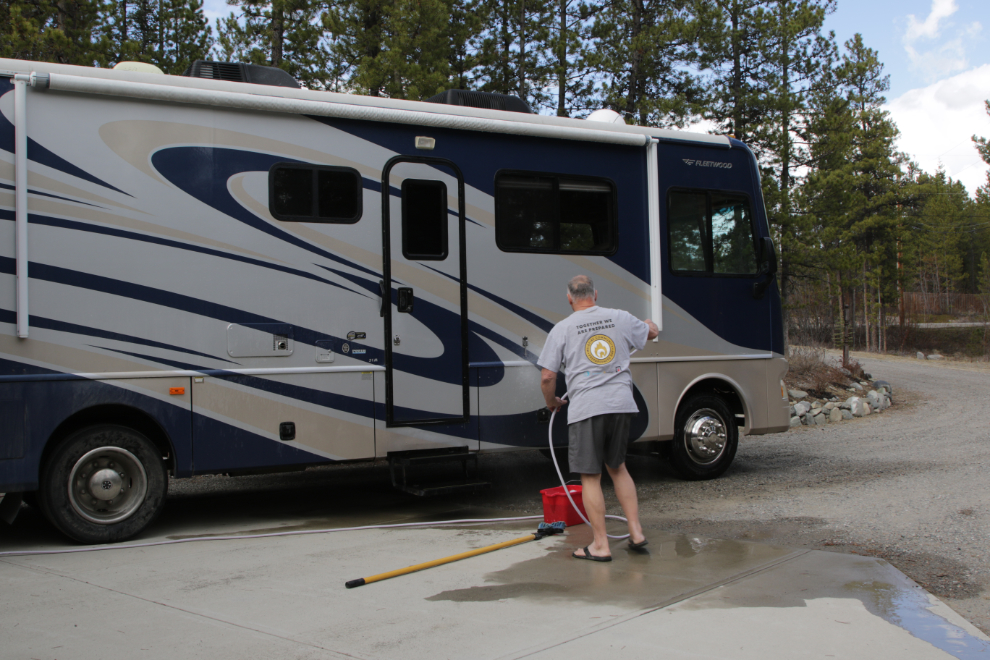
[401,179,448,260]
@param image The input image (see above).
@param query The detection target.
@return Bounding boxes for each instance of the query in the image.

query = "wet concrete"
[3,495,989,659]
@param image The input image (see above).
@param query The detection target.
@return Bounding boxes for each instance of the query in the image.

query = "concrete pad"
[2,509,989,660]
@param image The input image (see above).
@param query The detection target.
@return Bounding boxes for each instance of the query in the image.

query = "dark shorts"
[568,413,634,474]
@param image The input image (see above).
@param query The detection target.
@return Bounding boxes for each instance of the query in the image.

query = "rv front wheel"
[40,425,168,544]
[669,395,738,481]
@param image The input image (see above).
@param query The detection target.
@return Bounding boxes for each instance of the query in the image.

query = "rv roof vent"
[183,60,300,89]
[425,89,534,114]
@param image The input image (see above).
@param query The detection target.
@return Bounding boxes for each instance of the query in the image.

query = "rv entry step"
[388,447,490,497]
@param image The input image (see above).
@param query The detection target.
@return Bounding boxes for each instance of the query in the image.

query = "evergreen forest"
[4,0,990,357]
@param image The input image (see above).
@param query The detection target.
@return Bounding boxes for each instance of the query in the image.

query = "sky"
[200,0,990,195]
[823,0,990,195]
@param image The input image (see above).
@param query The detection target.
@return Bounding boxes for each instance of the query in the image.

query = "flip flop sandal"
[627,539,649,550]
[572,545,612,562]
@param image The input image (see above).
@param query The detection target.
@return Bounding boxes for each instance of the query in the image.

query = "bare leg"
[575,472,611,558]
[605,463,645,545]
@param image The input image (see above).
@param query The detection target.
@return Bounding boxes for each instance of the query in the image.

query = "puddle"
[846,580,990,659]
[426,531,794,609]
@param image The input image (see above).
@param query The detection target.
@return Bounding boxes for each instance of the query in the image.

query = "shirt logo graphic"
[585,334,616,365]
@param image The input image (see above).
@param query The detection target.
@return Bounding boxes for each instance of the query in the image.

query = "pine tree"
[102,0,212,73]
[799,33,905,351]
[549,0,598,116]
[588,0,703,127]
[472,0,554,108]
[217,0,328,89]
[324,0,482,100]
[699,0,777,143]
[755,0,834,348]
[1,0,108,65]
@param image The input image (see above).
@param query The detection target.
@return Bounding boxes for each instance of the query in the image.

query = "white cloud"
[905,0,958,41]
[902,0,974,81]
[885,64,990,195]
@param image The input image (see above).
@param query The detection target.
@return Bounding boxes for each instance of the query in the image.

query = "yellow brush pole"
[345,533,537,588]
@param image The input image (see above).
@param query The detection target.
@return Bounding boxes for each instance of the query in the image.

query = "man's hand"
[644,319,659,340]
[541,368,567,411]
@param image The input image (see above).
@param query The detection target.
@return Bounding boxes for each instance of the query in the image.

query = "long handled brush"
[345,521,566,589]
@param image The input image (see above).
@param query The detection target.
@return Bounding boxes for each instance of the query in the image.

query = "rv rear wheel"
[669,394,738,481]
[40,425,167,544]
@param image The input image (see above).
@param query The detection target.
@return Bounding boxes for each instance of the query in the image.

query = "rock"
[866,391,881,408]
[917,351,925,359]
[850,397,868,417]
[814,413,828,426]
[788,389,808,400]
[790,416,801,427]
[824,402,836,411]
[850,383,864,391]
[829,408,843,423]
[874,380,893,395]
[811,401,822,410]
[794,401,812,417]
[840,397,855,410]
[841,409,853,420]
[927,354,944,360]
[789,405,796,417]
[864,373,872,379]
[802,414,813,426]
[839,367,852,377]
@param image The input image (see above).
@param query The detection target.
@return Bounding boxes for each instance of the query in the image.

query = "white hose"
[549,394,629,540]
[0,515,543,558]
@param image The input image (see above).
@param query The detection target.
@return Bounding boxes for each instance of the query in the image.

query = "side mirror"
[752,237,778,300]
[760,237,777,276]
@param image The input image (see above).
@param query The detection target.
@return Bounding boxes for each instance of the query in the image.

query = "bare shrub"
[788,346,850,395]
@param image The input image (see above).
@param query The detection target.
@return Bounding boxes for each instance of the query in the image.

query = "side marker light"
[169,387,185,395]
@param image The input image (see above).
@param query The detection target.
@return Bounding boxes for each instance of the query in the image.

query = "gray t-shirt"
[537,306,649,424]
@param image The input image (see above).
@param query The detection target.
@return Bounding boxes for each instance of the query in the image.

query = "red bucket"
[540,485,587,527]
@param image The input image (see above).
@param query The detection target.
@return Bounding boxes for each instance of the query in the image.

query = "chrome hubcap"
[68,447,148,524]
[683,409,728,465]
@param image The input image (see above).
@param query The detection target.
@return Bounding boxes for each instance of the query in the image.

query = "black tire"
[39,425,168,543]
[539,445,572,476]
[668,394,738,481]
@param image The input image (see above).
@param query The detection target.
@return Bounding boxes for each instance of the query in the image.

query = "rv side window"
[495,172,616,254]
[668,190,758,276]
[269,164,362,223]
[402,179,448,260]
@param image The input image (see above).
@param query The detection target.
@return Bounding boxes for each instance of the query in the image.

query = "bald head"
[567,275,595,302]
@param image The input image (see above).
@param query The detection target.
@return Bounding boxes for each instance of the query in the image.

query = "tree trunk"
[270,3,284,67]
[557,0,566,116]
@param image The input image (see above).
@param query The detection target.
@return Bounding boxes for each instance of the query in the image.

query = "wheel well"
[42,405,176,476]
[678,379,746,427]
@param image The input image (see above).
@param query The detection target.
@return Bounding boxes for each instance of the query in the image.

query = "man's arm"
[541,368,567,412]
[643,319,659,340]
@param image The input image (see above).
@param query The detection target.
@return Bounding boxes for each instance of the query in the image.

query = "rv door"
[380,157,469,427]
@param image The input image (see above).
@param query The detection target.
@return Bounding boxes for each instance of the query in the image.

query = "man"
[538,274,658,561]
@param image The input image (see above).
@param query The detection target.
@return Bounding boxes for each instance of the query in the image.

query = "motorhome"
[0,59,789,543]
